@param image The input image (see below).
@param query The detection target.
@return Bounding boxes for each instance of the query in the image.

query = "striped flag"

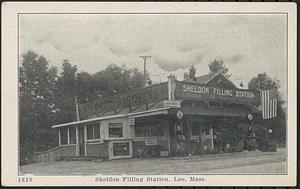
[260,88,278,119]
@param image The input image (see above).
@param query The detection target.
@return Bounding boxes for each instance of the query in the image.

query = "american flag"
[260,88,278,119]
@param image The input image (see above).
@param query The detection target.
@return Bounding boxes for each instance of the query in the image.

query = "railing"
[78,82,169,119]
[36,146,61,162]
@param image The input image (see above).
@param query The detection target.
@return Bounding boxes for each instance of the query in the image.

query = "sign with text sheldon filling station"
[175,81,260,105]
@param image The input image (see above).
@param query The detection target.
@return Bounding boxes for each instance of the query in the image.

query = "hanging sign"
[163,100,181,108]
[145,139,157,146]
[176,111,184,119]
[248,114,253,120]
[128,118,135,125]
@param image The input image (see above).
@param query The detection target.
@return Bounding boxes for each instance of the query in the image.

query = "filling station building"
[52,73,261,160]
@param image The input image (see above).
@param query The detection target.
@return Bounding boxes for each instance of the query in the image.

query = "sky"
[19,14,287,97]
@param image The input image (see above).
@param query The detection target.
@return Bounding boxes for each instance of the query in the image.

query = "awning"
[51,114,127,128]
[128,107,170,118]
[51,107,171,128]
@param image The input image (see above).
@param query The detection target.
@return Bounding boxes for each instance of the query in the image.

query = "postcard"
[1,2,297,187]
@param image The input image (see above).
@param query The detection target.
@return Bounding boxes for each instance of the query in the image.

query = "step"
[57,156,103,162]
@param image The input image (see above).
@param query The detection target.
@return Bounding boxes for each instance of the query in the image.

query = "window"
[60,127,76,145]
[69,127,77,144]
[109,123,123,138]
[135,125,150,137]
[94,125,100,139]
[135,122,164,137]
[60,127,68,145]
[208,101,222,107]
[191,120,209,136]
[151,123,164,137]
[87,125,93,140]
[86,123,100,140]
[191,122,201,136]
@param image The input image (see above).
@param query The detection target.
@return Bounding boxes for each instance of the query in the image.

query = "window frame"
[190,119,210,137]
[134,122,165,138]
[59,127,77,146]
[208,101,222,108]
[86,122,101,141]
[86,124,94,140]
[108,122,123,138]
[60,127,69,145]
[69,127,77,144]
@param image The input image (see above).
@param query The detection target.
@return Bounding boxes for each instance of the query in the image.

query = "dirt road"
[20,148,286,175]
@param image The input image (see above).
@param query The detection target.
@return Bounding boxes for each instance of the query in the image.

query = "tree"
[90,64,146,100]
[55,59,78,123]
[55,63,147,121]
[208,59,230,77]
[183,65,197,81]
[19,51,58,164]
[76,71,94,103]
[248,72,279,90]
[129,67,148,88]
[19,54,149,164]
[248,72,286,145]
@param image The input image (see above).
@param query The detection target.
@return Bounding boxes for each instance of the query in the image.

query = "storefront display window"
[135,123,164,137]
[151,123,164,136]
[191,119,209,136]
[135,125,150,137]
[109,123,123,138]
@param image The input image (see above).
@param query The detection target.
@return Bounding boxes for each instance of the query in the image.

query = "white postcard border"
[1,2,297,186]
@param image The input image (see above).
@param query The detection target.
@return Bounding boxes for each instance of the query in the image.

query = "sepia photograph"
[2,2,297,187]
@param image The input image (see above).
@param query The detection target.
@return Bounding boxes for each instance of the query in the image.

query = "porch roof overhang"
[51,107,171,128]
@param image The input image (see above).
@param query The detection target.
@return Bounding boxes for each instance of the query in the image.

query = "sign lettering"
[177,81,259,104]
[79,83,168,119]
[183,84,255,99]
[145,139,157,146]
[163,100,181,108]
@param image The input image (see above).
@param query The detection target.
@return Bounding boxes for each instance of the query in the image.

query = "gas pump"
[174,111,186,156]
[266,128,277,152]
[246,114,256,151]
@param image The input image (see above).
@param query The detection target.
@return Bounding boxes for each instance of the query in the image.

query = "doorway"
[169,117,187,156]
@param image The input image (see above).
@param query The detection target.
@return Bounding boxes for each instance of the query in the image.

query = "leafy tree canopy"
[55,59,78,123]
[19,50,153,163]
[90,64,146,101]
[248,72,285,145]
[248,72,279,91]
[183,65,197,81]
[208,58,230,78]
[19,51,58,156]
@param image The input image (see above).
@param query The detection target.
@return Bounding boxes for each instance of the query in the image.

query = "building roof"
[196,72,237,88]
[196,73,219,84]
[52,101,169,128]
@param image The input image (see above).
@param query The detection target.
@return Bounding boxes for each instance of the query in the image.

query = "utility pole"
[74,96,80,121]
[139,55,151,87]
